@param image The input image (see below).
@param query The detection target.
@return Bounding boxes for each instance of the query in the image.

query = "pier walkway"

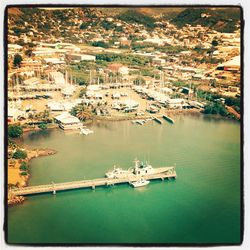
[10,167,176,196]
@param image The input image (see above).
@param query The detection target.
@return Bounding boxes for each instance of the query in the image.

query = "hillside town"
[7,7,241,191]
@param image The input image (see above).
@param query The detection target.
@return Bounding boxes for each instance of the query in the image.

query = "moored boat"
[79,127,94,135]
[131,179,150,188]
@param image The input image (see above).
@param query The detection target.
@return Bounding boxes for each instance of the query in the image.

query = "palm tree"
[77,110,93,121]
[74,104,93,121]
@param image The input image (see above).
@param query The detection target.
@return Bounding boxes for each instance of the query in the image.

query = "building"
[67,53,96,62]
[54,112,82,130]
[216,56,240,72]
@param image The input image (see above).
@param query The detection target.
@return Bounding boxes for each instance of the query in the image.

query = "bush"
[13,150,27,159]
[91,41,109,48]
[203,102,227,116]
[13,54,23,68]
[8,125,23,138]
[20,171,28,176]
[20,162,28,171]
[38,123,47,130]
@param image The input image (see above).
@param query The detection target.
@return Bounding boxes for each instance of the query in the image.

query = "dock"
[9,167,176,196]
[163,115,175,124]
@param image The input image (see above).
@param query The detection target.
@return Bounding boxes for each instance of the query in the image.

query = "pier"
[9,167,176,196]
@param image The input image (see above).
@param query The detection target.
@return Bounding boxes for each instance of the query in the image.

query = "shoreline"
[8,148,57,206]
[8,109,238,206]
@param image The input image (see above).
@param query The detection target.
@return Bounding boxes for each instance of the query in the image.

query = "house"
[216,55,240,72]
[54,112,82,130]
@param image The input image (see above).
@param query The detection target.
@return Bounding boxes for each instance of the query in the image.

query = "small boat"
[131,179,150,188]
[136,120,144,125]
[79,127,94,135]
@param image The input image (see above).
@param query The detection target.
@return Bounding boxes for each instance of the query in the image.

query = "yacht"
[131,179,150,188]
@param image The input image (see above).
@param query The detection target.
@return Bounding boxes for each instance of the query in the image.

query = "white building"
[67,53,96,62]
[54,112,82,130]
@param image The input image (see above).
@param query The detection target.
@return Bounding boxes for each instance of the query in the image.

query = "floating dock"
[163,115,175,124]
[9,167,176,196]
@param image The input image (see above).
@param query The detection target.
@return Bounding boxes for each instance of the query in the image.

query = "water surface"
[8,115,241,244]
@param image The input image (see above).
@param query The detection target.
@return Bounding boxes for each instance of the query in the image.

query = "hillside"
[171,7,241,33]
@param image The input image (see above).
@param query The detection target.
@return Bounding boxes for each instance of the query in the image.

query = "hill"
[171,7,241,33]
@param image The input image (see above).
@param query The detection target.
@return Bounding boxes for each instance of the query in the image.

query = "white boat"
[79,127,94,135]
[136,120,144,125]
[105,166,133,179]
[131,179,150,188]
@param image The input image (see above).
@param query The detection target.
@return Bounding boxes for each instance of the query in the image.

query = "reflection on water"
[28,129,52,141]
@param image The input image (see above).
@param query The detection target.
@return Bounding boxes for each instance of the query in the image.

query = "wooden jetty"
[9,167,177,196]
[162,115,175,124]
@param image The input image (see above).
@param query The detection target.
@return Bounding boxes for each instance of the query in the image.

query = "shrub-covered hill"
[171,7,241,33]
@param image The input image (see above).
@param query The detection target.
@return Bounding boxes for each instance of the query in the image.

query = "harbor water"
[7,114,241,244]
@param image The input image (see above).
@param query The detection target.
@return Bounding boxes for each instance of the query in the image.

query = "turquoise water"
[7,114,241,244]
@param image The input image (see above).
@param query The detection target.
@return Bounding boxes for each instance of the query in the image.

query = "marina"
[6,6,241,245]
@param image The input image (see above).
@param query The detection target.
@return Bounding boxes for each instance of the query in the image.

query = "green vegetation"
[25,49,33,57]
[100,20,116,30]
[71,104,93,121]
[203,102,228,116]
[13,54,23,68]
[80,22,91,29]
[212,39,219,47]
[20,162,28,171]
[38,122,47,130]
[225,96,240,112]
[96,53,151,66]
[117,10,156,29]
[133,77,145,85]
[129,68,159,78]
[13,149,27,159]
[171,7,240,33]
[8,125,23,138]
[91,41,110,48]
[20,171,28,176]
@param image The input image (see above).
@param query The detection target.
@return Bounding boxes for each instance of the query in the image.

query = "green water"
[7,114,241,244]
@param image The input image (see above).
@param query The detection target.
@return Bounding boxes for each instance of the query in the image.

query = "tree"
[71,104,93,121]
[13,54,23,68]
[133,77,145,85]
[212,40,219,47]
[13,150,27,159]
[8,125,23,138]
[20,162,28,171]
[38,123,47,130]
[25,49,33,57]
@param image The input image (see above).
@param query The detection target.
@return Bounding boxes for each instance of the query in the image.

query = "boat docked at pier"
[131,179,150,188]
[105,159,176,179]
[105,166,134,179]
